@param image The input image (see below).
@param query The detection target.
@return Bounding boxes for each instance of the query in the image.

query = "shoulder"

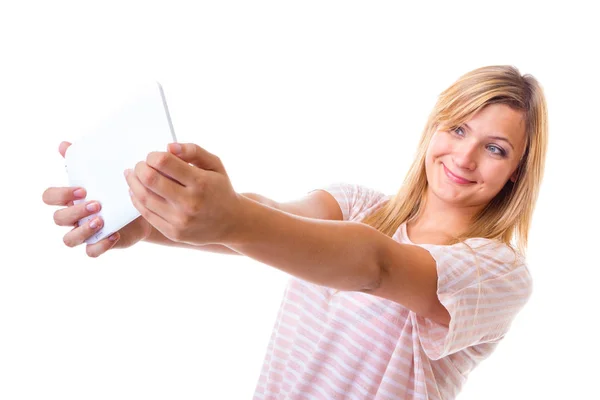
[413,238,533,359]
[310,182,390,222]
[423,237,526,265]
[420,238,532,289]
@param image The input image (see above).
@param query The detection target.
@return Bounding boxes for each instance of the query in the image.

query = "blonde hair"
[361,65,548,258]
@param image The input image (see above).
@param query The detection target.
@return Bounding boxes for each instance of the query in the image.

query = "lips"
[442,163,475,184]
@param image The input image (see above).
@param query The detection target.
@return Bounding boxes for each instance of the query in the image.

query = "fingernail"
[124,169,131,177]
[89,218,101,229]
[170,143,182,155]
[86,202,99,212]
[74,188,86,198]
[109,233,119,242]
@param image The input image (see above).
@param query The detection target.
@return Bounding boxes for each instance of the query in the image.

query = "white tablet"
[64,81,177,244]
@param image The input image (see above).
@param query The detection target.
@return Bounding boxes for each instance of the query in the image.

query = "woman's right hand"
[42,141,152,257]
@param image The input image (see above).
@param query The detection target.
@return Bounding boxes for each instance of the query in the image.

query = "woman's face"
[425,103,527,209]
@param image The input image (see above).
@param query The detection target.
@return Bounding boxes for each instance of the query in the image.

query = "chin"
[427,165,479,204]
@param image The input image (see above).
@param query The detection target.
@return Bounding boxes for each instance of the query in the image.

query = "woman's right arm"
[142,193,282,255]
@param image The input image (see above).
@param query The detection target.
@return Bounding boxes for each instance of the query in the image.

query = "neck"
[410,189,484,237]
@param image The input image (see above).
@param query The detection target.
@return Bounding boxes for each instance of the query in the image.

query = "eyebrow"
[463,123,515,150]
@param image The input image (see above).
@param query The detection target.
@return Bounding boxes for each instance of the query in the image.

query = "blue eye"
[488,145,507,157]
[453,127,465,136]
[452,126,507,157]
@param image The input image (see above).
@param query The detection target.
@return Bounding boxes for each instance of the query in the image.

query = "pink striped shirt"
[253,183,533,399]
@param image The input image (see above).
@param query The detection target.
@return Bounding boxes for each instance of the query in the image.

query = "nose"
[452,143,478,171]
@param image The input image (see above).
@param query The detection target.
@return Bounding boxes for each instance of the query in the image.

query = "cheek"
[480,165,512,188]
[425,136,447,178]
[426,136,449,166]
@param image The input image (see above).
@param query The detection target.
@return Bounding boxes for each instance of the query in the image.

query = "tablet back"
[64,81,177,245]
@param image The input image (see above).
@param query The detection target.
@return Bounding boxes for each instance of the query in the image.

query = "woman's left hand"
[124,142,243,246]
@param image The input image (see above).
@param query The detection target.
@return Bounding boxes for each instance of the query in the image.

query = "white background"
[1,1,598,399]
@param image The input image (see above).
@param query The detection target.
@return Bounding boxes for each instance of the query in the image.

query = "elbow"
[357,225,387,293]
[357,259,385,295]
[359,258,384,292]
[358,253,386,294]
[334,261,382,293]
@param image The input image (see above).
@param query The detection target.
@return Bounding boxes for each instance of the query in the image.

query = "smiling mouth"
[442,163,475,184]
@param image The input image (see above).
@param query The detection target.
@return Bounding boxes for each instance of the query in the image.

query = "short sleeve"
[413,239,533,360]
[309,182,389,222]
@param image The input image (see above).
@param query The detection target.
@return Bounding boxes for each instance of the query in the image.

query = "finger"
[126,165,175,219]
[43,186,87,206]
[59,141,72,158]
[85,233,120,258]
[127,161,187,208]
[167,142,226,174]
[145,151,197,187]
[110,216,150,249]
[53,200,101,226]
[127,189,173,239]
[134,155,188,197]
[62,216,105,248]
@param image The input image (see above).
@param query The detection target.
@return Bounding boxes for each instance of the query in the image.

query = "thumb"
[168,142,226,173]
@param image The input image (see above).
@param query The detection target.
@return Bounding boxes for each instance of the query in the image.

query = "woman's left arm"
[226,196,449,325]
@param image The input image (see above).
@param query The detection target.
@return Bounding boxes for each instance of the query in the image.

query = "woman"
[43,65,548,399]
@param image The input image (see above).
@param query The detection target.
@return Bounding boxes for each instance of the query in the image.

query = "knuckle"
[140,168,158,187]
[151,152,170,168]
[192,175,207,191]
[182,200,199,216]
[136,191,149,206]
[133,161,145,178]
[139,207,151,221]
[146,151,158,164]
[175,213,191,228]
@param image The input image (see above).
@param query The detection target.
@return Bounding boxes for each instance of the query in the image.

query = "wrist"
[222,194,257,246]
[141,218,153,241]
[140,218,159,243]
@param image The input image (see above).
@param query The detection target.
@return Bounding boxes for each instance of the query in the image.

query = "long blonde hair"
[361,65,548,258]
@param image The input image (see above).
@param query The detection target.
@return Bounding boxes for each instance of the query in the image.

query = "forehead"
[467,103,527,151]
